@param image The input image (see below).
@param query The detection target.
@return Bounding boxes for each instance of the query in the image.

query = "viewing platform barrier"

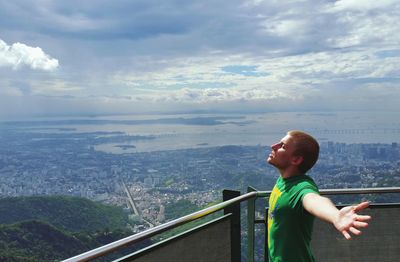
[63,187,400,262]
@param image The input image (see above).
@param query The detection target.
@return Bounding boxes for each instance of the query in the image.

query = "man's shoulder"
[289,174,316,185]
[292,175,319,192]
[301,174,317,184]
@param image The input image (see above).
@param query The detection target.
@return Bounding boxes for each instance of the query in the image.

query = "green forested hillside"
[0,196,129,232]
[164,199,200,220]
[0,220,86,261]
[0,196,141,261]
[0,220,142,262]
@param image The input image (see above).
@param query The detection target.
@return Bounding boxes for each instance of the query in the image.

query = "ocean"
[4,111,398,154]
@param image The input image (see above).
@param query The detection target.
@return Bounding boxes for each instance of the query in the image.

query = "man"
[267,130,371,262]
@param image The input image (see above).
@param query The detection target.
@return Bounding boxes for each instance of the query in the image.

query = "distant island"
[115,144,136,150]
[1,116,253,127]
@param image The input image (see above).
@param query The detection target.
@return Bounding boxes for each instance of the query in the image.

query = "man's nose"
[271,142,281,151]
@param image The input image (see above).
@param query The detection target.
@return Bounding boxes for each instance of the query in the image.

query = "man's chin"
[268,159,280,168]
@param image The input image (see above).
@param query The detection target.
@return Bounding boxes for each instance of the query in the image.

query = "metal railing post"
[223,189,241,262]
[247,186,257,262]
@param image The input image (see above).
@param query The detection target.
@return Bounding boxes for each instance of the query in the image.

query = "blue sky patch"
[169,82,235,89]
[375,49,400,58]
[221,65,268,77]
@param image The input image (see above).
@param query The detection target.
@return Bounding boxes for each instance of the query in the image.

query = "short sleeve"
[300,186,319,201]
[292,182,319,210]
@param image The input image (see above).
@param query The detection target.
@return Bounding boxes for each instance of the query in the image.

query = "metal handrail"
[63,190,263,262]
[63,187,400,262]
[255,187,400,197]
[319,187,400,195]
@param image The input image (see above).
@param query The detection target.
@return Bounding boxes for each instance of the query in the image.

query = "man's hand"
[333,202,371,240]
[303,194,372,240]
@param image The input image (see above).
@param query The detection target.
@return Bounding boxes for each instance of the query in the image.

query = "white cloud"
[166,87,288,103]
[0,39,59,71]
[263,19,309,37]
[330,0,398,12]
[29,80,82,95]
[103,45,400,110]
[325,11,400,49]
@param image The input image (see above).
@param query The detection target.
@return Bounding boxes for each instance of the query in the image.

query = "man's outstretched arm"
[303,193,371,240]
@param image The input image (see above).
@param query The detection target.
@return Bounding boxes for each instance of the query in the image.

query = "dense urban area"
[1,126,400,232]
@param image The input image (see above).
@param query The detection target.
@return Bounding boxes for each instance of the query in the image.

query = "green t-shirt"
[267,174,319,262]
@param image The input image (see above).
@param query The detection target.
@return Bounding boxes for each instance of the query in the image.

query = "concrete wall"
[312,204,400,262]
[118,215,232,262]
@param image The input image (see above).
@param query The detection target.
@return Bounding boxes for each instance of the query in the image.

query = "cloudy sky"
[1,0,399,118]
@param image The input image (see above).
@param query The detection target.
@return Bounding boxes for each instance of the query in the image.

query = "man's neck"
[279,167,304,179]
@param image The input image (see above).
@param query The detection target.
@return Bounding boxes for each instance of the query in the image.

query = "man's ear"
[291,155,304,166]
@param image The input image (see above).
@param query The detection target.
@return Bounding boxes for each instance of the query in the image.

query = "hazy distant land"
[1,116,254,127]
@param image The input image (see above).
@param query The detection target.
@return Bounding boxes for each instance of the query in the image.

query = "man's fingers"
[349,226,361,235]
[342,230,352,240]
[353,221,369,228]
[354,201,370,211]
[356,215,371,222]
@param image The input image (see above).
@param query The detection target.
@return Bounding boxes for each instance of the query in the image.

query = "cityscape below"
[1,112,399,233]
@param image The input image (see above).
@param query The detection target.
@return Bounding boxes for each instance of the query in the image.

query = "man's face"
[267,134,297,170]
